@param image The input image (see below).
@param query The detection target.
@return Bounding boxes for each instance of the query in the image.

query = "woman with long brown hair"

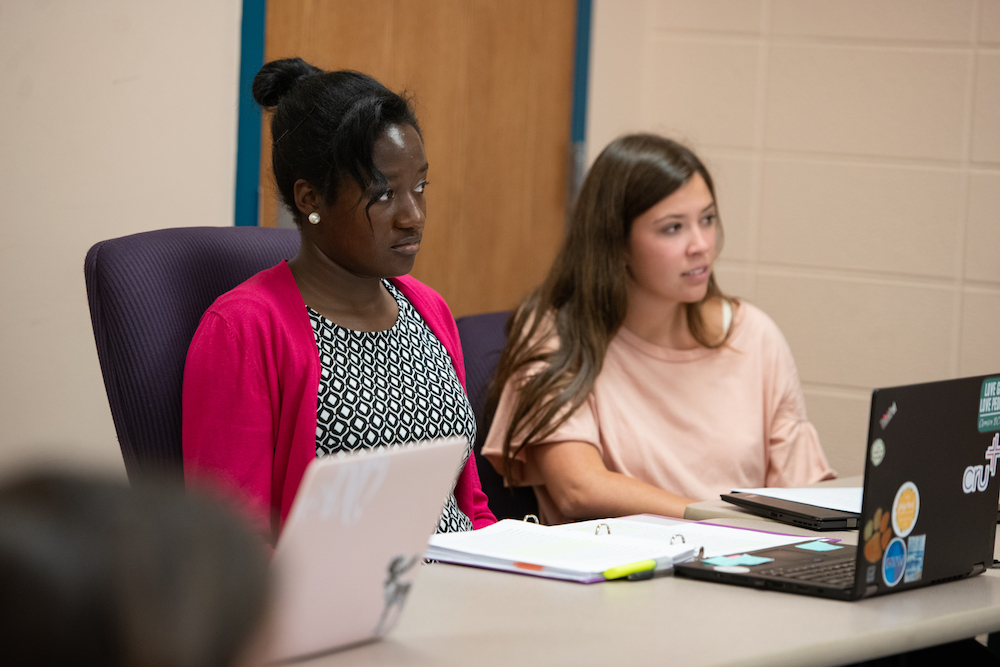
[482,134,834,524]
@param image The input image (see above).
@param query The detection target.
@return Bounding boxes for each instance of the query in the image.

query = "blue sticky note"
[703,554,774,566]
[795,541,843,552]
[702,556,734,566]
[731,554,774,566]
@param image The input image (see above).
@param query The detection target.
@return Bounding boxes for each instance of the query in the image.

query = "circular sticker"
[870,439,886,467]
[882,537,907,587]
[891,481,920,538]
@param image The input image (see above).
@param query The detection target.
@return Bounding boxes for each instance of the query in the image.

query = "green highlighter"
[604,556,675,581]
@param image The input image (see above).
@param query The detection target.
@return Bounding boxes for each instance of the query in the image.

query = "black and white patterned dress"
[309,281,475,533]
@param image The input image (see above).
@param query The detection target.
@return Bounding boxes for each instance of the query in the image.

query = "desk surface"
[305,479,1000,667]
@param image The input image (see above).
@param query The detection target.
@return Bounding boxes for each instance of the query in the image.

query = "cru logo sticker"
[963,433,1000,494]
[891,482,919,538]
[882,537,907,587]
[980,377,1000,433]
[870,439,886,467]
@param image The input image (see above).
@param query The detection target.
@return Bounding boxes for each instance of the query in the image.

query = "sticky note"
[703,554,774,566]
[702,556,736,566]
[731,554,774,566]
[795,541,843,552]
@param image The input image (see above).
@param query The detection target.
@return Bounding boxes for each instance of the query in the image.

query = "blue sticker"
[905,534,926,583]
[882,537,907,587]
[703,554,774,567]
[795,541,844,552]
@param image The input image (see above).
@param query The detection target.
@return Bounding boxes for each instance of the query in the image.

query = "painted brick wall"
[588,0,1000,475]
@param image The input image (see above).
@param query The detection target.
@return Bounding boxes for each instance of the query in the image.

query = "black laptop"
[719,490,859,530]
[675,373,1000,601]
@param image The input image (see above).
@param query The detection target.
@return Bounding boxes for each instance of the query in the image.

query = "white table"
[303,483,1000,667]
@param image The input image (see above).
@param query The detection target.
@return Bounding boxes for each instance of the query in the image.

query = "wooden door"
[261,0,576,316]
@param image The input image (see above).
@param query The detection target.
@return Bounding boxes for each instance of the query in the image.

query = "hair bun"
[252,58,323,108]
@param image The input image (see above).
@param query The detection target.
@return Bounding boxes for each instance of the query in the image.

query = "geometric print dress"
[308,280,475,533]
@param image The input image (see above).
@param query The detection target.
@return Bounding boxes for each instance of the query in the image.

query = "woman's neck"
[287,239,398,332]
[621,291,723,350]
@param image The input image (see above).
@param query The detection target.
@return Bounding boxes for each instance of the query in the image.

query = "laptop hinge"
[970,562,986,576]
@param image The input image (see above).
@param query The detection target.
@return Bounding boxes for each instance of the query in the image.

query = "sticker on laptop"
[963,433,999,494]
[904,534,926,583]
[979,377,1000,433]
[870,438,886,467]
[882,537,907,587]
[863,507,891,563]
[891,482,919,538]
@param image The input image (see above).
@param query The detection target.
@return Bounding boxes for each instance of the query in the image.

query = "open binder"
[426,516,814,584]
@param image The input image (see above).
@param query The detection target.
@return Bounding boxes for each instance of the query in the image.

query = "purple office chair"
[85,227,300,482]
[456,311,540,520]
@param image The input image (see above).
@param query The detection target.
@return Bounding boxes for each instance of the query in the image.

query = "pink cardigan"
[182,261,495,542]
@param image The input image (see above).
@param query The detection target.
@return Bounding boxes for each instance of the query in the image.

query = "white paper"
[427,519,691,574]
[731,487,863,514]
[556,518,813,559]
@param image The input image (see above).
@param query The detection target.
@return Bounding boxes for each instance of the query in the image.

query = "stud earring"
[308,212,321,225]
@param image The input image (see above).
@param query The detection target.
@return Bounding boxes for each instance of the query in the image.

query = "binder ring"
[670,534,686,545]
[522,514,539,524]
[595,523,611,535]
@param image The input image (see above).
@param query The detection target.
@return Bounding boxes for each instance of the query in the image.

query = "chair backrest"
[456,311,540,520]
[85,226,301,482]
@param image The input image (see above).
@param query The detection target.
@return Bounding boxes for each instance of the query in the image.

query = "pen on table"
[603,556,674,581]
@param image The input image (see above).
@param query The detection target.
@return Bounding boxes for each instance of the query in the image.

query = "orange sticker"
[892,482,920,538]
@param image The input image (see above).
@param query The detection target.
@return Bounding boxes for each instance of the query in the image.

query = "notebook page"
[555,518,813,559]
[428,519,690,572]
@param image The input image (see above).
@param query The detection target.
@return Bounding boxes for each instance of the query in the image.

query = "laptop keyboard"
[757,557,856,589]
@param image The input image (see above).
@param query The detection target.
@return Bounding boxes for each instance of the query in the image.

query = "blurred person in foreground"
[0,472,272,667]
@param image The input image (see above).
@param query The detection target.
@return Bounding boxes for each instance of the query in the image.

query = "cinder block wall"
[588,0,1000,476]
[0,1,242,475]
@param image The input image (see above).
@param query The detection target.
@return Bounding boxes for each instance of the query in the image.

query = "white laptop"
[268,437,467,661]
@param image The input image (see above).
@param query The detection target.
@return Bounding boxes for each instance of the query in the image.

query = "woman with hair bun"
[183,58,495,544]
[482,134,834,525]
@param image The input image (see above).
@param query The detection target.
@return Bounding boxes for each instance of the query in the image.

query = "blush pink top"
[482,302,835,524]
[182,261,495,543]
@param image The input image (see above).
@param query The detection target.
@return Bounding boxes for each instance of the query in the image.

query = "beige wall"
[589,0,1000,476]
[0,0,242,476]
[1,0,997,481]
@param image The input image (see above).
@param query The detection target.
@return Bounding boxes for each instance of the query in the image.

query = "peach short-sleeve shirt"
[481,302,836,524]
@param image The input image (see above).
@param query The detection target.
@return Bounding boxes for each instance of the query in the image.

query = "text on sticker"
[963,433,1000,494]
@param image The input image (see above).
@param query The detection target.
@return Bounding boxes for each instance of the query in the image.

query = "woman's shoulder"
[730,300,781,336]
[203,261,303,326]
[508,306,560,354]
[729,300,794,357]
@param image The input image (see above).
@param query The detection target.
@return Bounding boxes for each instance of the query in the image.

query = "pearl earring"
[308,212,320,225]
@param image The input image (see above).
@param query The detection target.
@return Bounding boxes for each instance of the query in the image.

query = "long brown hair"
[488,134,732,484]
